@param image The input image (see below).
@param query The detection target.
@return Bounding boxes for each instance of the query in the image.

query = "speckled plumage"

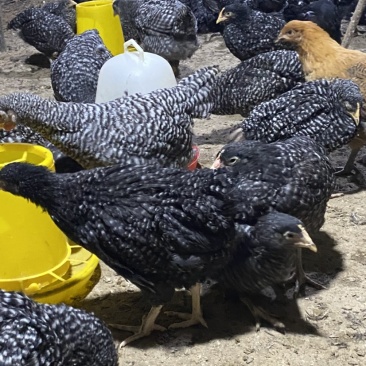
[211,50,304,116]
[0,290,117,366]
[51,30,112,103]
[217,136,335,234]
[218,3,285,61]
[0,67,217,169]
[113,0,198,65]
[7,7,74,57]
[42,0,77,32]
[215,213,306,295]
[240,78,362,152]
[0,163,250,307]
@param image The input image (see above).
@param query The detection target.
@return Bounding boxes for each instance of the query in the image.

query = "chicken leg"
[165,283,208,329]
[110,305,166,347]
[240,296,285,332]
[293,248,325,298]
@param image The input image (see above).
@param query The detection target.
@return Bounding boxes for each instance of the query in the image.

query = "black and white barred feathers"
[113,0,198,73]
[51,30,112,103]
[7,6,74,57]
[216,136,335,234]
[211,50,304,116]
[217,3,285,61]
[239,78,362,152]
[0,67,218,169]
[0,290,117,366]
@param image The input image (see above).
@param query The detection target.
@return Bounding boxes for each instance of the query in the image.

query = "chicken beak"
[294,226,317,253]
[275,33,284,44]
[68,0,77,7]
[216,9,227,24]
[211,154,223,169]
[351,103,360,126]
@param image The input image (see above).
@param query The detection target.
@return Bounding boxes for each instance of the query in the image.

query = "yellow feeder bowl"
[76,0,125,56]
[0,143,99,304]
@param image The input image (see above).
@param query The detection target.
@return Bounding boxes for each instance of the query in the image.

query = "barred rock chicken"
[0,290,117,365]
[213,137,335,295]
[236,79,362,156]
[51,30,112,103]
[0,161,286,345]
[113,0,199,75]
[42,0,77,32]
[283,0,342,43]
[277,20,366,175]
[211,50,304,116]
[7,7,74,58]
[0,67,217,169]
[216,3,285,61]
[213,212,316,329]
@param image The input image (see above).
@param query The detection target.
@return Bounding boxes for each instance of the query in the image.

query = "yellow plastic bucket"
[76,0,124,56]
[0,143,71,293]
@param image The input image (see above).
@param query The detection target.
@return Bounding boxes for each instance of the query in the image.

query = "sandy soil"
[3,1,366,365]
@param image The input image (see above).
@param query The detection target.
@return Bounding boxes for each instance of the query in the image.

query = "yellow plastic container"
[0,143,99,304]
[0,144,70,293]
[76,0,124,56]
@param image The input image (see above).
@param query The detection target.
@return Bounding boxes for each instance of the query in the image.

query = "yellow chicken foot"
[109,305,166,347]
[165,283,208,329]
[240,296,285,332]
[293,248,325,298]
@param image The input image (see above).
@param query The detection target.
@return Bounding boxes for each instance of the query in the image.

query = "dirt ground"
[3,1,366,365]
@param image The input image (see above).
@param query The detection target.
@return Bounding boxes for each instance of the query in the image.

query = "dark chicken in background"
[51,30,112,103]
[0,290,117,365]
[0,162,315,343]
[0,67,217,169]
[7,7,74,58]
[235,79,362,164]
[277,20,366,175]
[211,50,304,116]
[213,137,335,296]
[216,3,285,61]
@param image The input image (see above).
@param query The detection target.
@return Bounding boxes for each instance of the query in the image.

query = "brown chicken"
[276,20,366,176]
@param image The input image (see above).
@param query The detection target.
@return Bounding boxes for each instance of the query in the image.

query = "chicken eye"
[227,156,239,165]
[225,11,233,16]
[286,30,294,36]
[284,231,295,239]
[343,101,353,111]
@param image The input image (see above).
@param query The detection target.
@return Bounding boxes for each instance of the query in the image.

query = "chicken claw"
[0,109,17,131]
[109,305,165,347]
[240,296,285,333]
[165,283,208,329]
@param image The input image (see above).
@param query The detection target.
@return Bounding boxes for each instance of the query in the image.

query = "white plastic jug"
[95,39,177,103]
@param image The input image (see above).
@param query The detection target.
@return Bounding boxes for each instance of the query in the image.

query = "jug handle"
[124,39,144,61]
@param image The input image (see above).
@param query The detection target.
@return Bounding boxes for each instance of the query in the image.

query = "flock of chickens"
[1,0,366,364]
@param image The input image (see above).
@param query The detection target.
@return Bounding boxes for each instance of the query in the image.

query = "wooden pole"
[342,0,366,48]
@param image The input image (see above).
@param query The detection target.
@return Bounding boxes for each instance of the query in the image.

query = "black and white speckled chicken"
[42,0,77,32]
[113,0,199,75]
[0,161,275,345]
[51,30,112,103]
[216,3,285,61]
[0,290,117,365]
[211,50,304,116]
[213,211,316,330]
[7,7,74,58]
[213,136,335,296]
[0,67,217,169]
[237,79,362,157]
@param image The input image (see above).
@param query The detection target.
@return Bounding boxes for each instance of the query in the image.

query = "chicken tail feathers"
[177,66,219,119]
